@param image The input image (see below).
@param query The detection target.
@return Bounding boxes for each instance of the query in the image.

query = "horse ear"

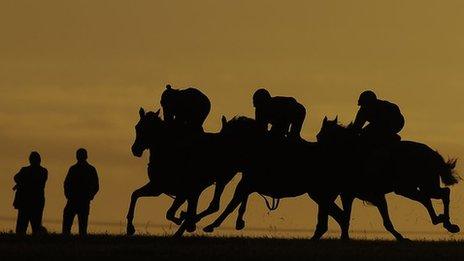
[166,84,172,90]
[323,116,328,124]
[335,115,338,123]
[139,107,145,118]
[154,109,160,117]
[221,115,227,127]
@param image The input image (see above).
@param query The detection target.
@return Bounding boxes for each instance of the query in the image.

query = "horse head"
[131,107,164,157]
[317,116,357,146]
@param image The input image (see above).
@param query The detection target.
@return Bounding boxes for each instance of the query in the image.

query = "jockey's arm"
[353,108,367,132]
[163,109,174,123]
[255,108,268,132]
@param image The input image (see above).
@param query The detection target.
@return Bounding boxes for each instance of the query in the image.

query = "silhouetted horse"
[126,108,236,236]
[203,116,348,239]
[316,117,460,240]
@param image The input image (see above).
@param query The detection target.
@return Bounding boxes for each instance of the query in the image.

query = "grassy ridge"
[0,233,463,261]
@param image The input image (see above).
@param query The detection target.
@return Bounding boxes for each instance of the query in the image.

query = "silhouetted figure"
[62,148,99,236]
[160,84,211,133]
[353,90,404,145]
[13,151,48,235]
[252,88,306,139]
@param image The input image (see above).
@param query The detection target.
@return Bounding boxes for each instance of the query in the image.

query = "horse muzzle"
[131,144,144,157]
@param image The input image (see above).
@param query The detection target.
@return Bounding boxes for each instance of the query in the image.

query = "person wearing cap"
[252,88,307,139]
[62,148,99,236]
[353,90,405,144]
[13,151,48,235]
[160,84,211,133]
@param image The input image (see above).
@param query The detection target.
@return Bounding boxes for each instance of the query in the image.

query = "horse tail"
[439,158,460,186]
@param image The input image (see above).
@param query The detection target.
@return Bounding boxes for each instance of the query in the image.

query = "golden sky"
[1,0,463,238]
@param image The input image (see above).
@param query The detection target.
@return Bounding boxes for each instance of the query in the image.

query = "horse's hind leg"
[427,187,460,233]
[166,197,186,225]
[235,194,249,230]
[126,182,160,236]
[395,189,441,225]
[203,180,250,233]
[372,195,407,241]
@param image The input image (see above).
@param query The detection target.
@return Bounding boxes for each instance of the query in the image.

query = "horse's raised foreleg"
[126,182,160,236]
[166,196,186,225]
[235,194,249,230]
[340,193,355,240]
[203,180,249,233]
[195,181,227,222]
[173,194,199,237]
[372,195,407,241]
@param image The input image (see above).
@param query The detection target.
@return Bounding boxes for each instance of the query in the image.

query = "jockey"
[253,88,306,140]
[353,90,404,145]
[160,84,211,133]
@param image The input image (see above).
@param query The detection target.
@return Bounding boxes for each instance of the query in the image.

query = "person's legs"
[15,208,29,235]
[30,206,44,235]
[77,202,90,236]
[62,201,76,235]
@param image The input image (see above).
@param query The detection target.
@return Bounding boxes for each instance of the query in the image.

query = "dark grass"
[1,233,464,261]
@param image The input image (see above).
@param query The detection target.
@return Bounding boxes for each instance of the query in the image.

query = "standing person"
[160,84,211,133]
[252,88,307,139]
[13,151,48,235]
[62,148,99,236]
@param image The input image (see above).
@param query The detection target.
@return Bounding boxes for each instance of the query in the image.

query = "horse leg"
[372,195,407,241]
[340,193,355,240]
[203,180,249,233]
[311,201,329,240]
[395,189,442,225]
[173,194,199,237]
[166,197,186,225]
[427,187,460,233]
[235,194,249,230]
[195,181,227,222]
[309,193,346,240]
[126,183,160,236]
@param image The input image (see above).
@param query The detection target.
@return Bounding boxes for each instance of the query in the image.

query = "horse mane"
[224,116,263,138]
[145,111,162,121]
[227,116,259,129]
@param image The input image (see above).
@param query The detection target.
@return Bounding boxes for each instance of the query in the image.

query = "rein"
[259,194,280,211]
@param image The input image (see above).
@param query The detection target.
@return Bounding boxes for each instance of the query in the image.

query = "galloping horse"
[126,108,237,236]
[316,117,460,240]
[203,116,348,239]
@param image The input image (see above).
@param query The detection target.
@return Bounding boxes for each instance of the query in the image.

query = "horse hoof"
[445,224,460,233]
[126,224,136,236]
[235,220,245,230]
[398,238,412,242]
[341,234,350,241]
[186,223,197,233]
[203,225,215,233]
